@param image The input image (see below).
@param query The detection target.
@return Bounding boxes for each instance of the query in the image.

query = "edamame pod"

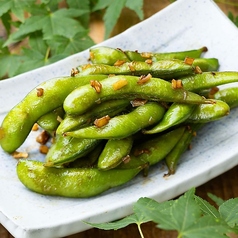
[89,46,208,65]
[69,141,105,168]
[120,126,186,169]
[56,99,130,134]
[77,60,196,80]
[89,46,130,65]
[0,75,108,153]
[182,71,238,92]
[126,47,208,62]
[165,124,202,175]
[17,159,144,198]
[211,87,238,109]
[44,136,100,167]
[143,103,196,134]
[64,102,166,139]
[187,99,230,123]
[192,58,219,72]
[63,75,213,116]
[97,136,134,170]
[37,106,65,133]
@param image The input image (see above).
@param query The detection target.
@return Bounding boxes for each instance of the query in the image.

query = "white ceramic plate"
[1,0,238,237]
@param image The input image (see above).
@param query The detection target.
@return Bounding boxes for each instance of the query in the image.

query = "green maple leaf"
[92,0,144,39]
[86,188,237,238]
[194,195,220,218]
[85,199,151,237]
[181,215,229,238]
[133,196,174,223]
[85,213,150,231]
[125,0,144,20]
[1,12,11,35]
[219,198,238,228]
[0,39,21,78]
[0,53,21,79]
[228,12,238,27]
[28,31,49,56]
[47,32,94,56]
[14,48,48,75]
[132,188,202,232]
[208,193,225,207]
[4,6,89,46]
[134,188,230,237]
[0,0,35,22]
[66,0,91,28]
[11,31,50,75]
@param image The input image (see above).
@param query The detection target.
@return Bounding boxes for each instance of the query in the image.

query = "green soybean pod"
[97,136,134,170]
[120,126,186,169]
[64,102,166,140]
[63,75,213,116]
[56,99,130,134]
[89,46,208,64]
[181,71,238,92]
[143,103,196,134]
[212,87,238,109]
[44,136,101,167]
[142,47,208,62]
[37,106,65,132]
[17,159,144,198]
[69,141,105,168]
[125,49,206,62]
[187,99,230,123]
[165,124,202,175]
[77,60,196,80]
[0,74,108,153]
[89,46,130,65]
[192,58,219,72]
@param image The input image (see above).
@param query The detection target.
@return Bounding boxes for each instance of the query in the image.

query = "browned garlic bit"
[141,52,152,59]
[39,145,49,154]
[94,115,111,128]
[90,80,102,93]
[145,59,153,64]
[32,123,39,131]
[137,73,152,85]
[70,68,79,76]
[131,99,148,107]
[12,151,28,159]
[192,131,197,137]
[128,62,135,72]
[112,78,128,90]
[134,148,150,156]
[195,66,202,74]
[36,130,50,145]
[184,57,195,65]
[171,79,183,89]
[114,60,125,66]
[208,86,219,98]
[82,64,91,71]
[57,115,63,123]
[89,51,94,60]
[36,88,44,97]
[122,155,131,164]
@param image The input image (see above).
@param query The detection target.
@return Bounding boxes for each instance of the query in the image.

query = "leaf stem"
[44,47,51,62]
[137,224,145,238]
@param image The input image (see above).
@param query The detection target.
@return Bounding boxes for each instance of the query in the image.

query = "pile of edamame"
[1,46,238,198]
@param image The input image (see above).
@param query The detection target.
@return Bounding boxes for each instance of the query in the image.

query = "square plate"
[1,0,238,237]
